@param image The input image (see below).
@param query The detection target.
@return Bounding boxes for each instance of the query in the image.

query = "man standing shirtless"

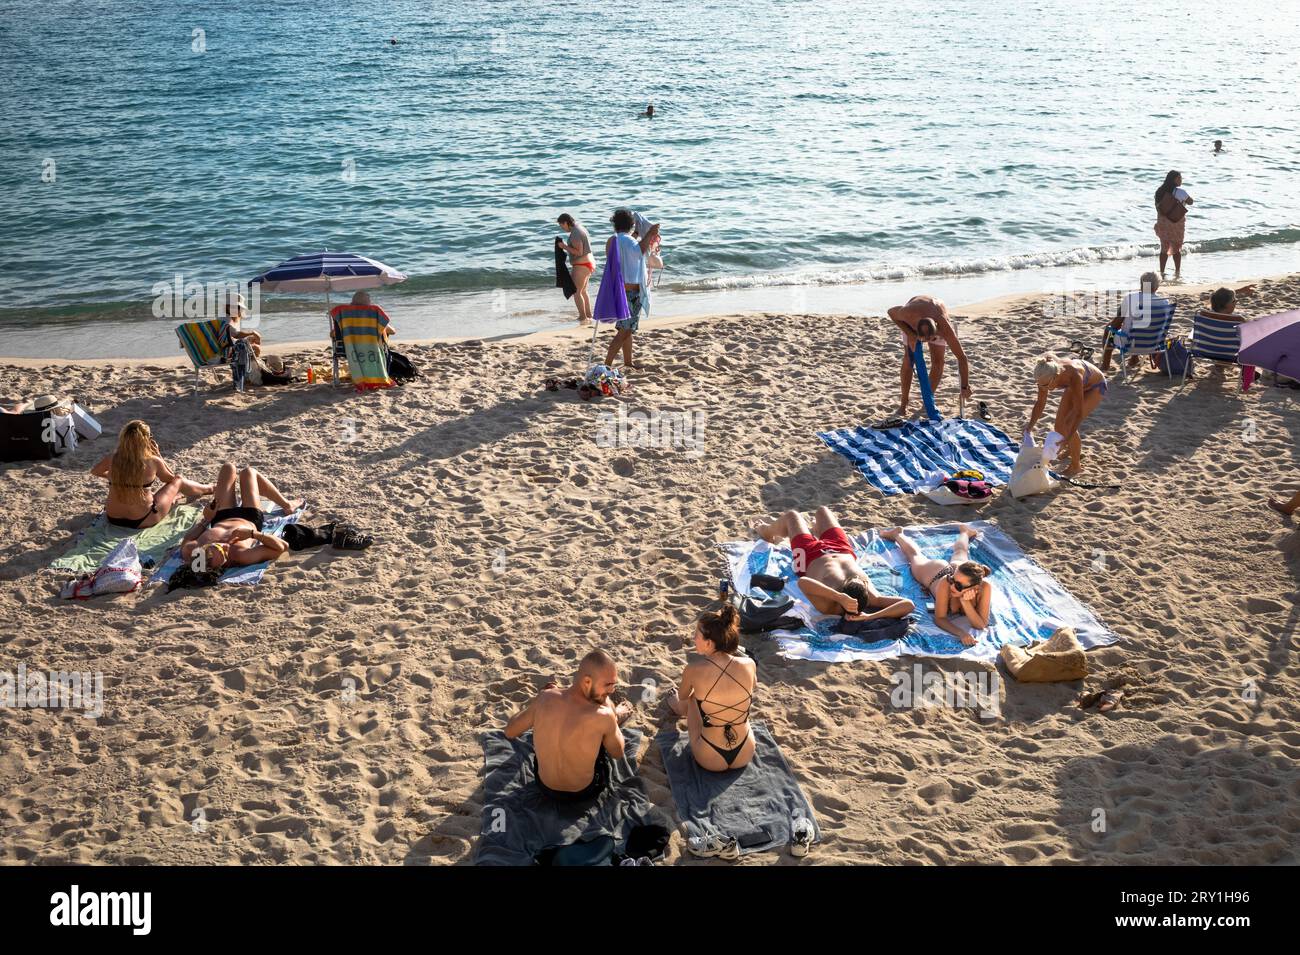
[505,649,634,803]
[886,295,973,416]
[752,507,915,620]
[179,463,300,572]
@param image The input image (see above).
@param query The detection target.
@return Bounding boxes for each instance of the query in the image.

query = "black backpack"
[735,593,802,635]
[387,350,418,382]
[834,613,917,641]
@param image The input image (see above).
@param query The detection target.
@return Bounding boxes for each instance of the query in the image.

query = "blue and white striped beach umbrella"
[250,251,408,294]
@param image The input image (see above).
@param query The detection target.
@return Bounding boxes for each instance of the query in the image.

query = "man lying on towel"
[752,507,915,621]
[505,649,634,804]
[179,463,300,572]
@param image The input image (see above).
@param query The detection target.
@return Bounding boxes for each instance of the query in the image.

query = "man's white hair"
[351,290,372,306]
[1140,271,1161,293]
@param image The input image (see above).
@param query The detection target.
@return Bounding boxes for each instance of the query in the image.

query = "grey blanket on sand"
[656,721,819,855]
[475,727,663,866]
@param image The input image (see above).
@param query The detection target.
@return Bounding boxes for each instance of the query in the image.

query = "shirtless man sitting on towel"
[752,507,915,620]
[886,295,973,417]
[179,463,301,572]
[505,649,635,803]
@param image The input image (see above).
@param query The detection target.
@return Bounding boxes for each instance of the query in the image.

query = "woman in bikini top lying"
[879,523,995,647]
[665,603,757,772]
[91,420,213,530]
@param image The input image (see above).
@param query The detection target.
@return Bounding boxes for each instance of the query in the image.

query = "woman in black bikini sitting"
[879,524,994,647]
[665,604,756,772]
[91,420,213,530]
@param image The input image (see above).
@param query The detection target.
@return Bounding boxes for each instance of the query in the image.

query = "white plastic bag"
[1009,431,1059,499]
[91,537,142,595]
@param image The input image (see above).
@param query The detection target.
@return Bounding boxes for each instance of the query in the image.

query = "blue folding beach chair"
[1113,300,1176,383]
[1179,311,1253,390]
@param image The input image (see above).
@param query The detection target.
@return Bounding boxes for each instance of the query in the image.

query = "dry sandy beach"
[1,276,1298,865]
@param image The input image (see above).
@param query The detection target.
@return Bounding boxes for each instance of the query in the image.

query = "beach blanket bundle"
[719,520,1117,663]
[1008,431,1060,499]
[656,722,819,857]
[580,364,628,399]
[51,504,203,575]
[475,728,670,866]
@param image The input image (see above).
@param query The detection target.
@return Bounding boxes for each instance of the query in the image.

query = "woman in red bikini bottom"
[752,507,914,621]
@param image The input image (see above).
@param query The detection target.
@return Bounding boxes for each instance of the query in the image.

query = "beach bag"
[92,538,142,595]
[387,350,418,382]
[72,403,102,441]
[230,339,254,390]
[1157,192,1187,223]
[1157,339,1193,377]
[0,410,56,462]
[1008,431,1058,499]
[1000,626,1087,682]
[49,413,78,455]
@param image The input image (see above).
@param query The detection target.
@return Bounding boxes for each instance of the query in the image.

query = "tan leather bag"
[1000,626,1088,682]
[1158,192,1187,223]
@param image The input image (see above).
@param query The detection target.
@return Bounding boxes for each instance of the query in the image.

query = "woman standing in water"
[1154,170,1193,280]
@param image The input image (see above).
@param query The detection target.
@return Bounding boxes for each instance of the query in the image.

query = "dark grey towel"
[475,727,664,866]
[656,721,819,855]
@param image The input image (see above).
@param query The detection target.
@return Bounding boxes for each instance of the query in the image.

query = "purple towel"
[591,237,630,323]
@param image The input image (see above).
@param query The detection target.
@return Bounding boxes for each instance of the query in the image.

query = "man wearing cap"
[223,293,262,356]
[604,208,660,370]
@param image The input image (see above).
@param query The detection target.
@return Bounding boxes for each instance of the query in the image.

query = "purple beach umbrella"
[1239,309,1300,382]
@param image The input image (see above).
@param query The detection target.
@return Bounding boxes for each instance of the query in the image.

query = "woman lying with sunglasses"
[179,463,300,573]
[879,524,994,646]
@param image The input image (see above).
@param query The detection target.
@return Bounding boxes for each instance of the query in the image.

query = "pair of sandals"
[1077,687,1123,713]
[325,522,373,551]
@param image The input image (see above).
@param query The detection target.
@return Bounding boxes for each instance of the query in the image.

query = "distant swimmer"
[1213,139,1223,153]
[390,38,399,46]
[640,102,655,119]
[885,295,973,417]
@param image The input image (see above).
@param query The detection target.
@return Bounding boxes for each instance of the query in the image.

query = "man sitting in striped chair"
[328,290,396,390]
[1184,283,1257,383]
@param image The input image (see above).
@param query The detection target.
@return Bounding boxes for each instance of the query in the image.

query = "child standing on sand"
[603,208,659,370]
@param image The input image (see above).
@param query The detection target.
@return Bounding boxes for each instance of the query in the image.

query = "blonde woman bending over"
[91,420,212,530]
[1025,355,1107,477]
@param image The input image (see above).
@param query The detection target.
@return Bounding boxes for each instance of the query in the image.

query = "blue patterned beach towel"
[817,418,1020,496]
[719,520,1117,663]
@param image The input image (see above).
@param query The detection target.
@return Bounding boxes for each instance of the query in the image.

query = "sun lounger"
[1113,300,1176,382]
[1179,312,1254,390]
[175,319,234,392]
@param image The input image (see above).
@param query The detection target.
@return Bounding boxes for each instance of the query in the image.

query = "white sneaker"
[790,817,816,858]
[688,834,739,860]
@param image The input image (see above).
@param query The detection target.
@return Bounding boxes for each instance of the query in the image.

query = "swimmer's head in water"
[841,579,871,615]
[577,649,617,703]
[915,317,938,342]
[1214,139,1223,151]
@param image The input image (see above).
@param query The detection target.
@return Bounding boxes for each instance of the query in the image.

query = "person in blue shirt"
[604,208,660,369]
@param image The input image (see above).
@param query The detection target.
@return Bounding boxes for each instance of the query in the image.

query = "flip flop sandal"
[978,401,991,421]
[877,416,909,430]
[1096,688,1124,713]
[1076,690,1104,709]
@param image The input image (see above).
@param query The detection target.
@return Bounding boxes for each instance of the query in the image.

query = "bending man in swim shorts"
[179,463,301,572]
[886,295,973,417]
[752,507,915,620]
[505,649,634,803]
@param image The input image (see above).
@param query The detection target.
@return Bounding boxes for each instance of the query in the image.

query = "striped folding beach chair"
[1114,300,1176,382]
[1180,311,1254,390]
[175,319,233,392]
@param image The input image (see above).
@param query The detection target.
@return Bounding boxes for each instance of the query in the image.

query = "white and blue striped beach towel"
[818,419,1019,496]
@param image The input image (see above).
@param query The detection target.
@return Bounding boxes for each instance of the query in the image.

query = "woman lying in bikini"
[91,420,213,530]
[879,524,994,647]
[665,604,757,772]
[179,463,301,572]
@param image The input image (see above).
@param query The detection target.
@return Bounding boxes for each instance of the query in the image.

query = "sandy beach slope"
[1,276,1297,864]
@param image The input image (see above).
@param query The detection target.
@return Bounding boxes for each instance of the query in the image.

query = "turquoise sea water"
[1,0,1299,356]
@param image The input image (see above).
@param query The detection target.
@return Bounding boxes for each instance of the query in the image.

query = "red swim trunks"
[790,527,855,577]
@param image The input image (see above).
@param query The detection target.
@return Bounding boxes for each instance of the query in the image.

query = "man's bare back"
[530,688,623,791]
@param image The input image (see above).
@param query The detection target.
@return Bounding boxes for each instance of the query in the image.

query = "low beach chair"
[1113,301,1176,383]
[1179,312,1254,390]
[175,319,234,392]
